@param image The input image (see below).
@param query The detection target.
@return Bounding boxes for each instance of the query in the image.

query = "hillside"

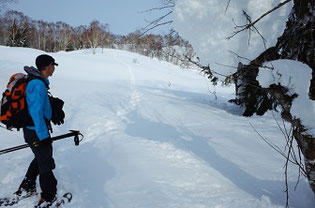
[0,46,314,208]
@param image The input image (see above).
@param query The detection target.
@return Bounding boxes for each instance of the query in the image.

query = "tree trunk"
[293,127,315,193]
[232,0,315,194]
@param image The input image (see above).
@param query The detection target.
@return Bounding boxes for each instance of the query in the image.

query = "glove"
[49,96,65,125]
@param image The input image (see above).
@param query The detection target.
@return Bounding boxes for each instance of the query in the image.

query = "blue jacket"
[24,66,52,141]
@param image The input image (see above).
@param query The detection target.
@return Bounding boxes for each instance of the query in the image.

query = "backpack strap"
[25,75,52,133]
[26,75,50,90]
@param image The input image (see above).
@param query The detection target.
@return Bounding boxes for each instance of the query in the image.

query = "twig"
[141,20,173,36]
[141,11,173,36]
[208,86,218,100]
[229,0,291,37]
[140,5,175,13]
[250,122,287,158]
[214,62,237,69]
[229,51,274,69]
[227,0,291,47]
[251,115,308,208]
[249,0,291,29]
[284,133,295,208]
[229,50,251,62]
[186,55,229,78]
[225,0,232,13]
[271,111,307,175]
[144,11,173,28]
[203,68,228,78]
[249,121,307,170]
[140,1,174,35]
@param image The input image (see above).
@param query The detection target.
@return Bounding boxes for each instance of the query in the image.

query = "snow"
[0,46,314,207]
[258,60,315,136]
[174,0,293,77]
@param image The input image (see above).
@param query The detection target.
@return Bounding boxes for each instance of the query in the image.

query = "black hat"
[36,54,58,70]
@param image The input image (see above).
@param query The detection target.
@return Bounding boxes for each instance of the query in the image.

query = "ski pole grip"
[70,130,82,146]
[74,134,79,146]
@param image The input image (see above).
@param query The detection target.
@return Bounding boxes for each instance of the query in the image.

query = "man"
[15,54,60,207]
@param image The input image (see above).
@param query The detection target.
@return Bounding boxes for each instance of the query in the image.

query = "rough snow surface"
[0,46,314,207]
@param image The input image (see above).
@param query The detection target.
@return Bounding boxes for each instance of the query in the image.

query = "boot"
[15,177,37,198]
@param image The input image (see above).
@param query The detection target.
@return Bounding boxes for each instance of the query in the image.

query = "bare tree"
[34,20,49,51]
[151,0,314,202]
[55,21,73,51]
[98,23,114,52]
[0,6,194,67]
[225,0,315,197]
[83,20,104,54]
[73,25,87,50]
[3,10,30,47]
[0,0,16,13]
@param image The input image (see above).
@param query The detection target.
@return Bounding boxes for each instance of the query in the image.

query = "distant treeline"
[0,10,195,67]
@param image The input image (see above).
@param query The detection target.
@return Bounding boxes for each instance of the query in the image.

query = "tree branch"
[140,0,175,35]
[140,5,175,13]
[225,0,232,13]
[227,0,292,45]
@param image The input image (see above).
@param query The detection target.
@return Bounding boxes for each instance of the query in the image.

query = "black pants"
[23,128,57,202]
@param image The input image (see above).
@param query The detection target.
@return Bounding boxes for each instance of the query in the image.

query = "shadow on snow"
[125,111,315,208]
[56,142,115,208]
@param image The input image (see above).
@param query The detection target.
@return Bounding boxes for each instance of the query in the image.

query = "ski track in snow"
[112,49,142,120]
[0,47,314,208]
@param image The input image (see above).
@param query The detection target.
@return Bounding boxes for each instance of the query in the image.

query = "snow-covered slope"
[0,46,314,208]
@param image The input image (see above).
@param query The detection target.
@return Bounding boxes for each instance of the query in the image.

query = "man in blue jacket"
[16,54,59,207]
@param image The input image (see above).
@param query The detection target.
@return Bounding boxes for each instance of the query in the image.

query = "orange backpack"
[0,73,34,130]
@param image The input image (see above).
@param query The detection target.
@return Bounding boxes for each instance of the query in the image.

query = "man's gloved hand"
[49,96,65,125]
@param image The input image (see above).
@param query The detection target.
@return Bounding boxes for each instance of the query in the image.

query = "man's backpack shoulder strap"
[26,76,50,90]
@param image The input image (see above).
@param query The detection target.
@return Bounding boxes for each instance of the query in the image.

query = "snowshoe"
[0,188,37,207]
[35,192,72,208]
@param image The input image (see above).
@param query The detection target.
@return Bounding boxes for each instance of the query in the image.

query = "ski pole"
[0,130,83,156]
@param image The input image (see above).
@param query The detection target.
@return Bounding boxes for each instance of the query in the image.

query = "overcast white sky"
[5,0,172,35]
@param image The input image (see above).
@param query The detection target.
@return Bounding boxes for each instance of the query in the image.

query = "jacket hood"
[24,66,50,87]
[24,66,46,80]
